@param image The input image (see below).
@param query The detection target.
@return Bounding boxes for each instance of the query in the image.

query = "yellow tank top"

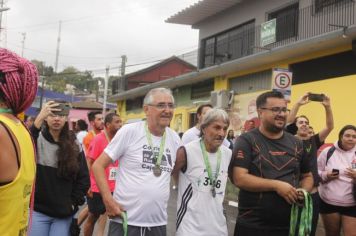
[0,115,36,236]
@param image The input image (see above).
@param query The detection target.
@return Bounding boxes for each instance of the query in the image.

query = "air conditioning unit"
[210,90,232,109]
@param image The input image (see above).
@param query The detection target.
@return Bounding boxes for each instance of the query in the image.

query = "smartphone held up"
[308,93,325,102]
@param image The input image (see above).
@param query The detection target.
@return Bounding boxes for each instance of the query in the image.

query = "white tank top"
[176,139,232,236]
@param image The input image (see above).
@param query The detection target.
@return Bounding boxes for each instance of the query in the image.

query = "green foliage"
[31,60,54,76]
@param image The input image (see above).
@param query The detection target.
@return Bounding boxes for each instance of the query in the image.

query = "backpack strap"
[325,146,336,166]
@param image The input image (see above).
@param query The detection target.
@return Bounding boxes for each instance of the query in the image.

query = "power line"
[6,41,123,59]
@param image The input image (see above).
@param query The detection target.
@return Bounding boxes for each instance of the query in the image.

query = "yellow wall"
[229,75,356,142]
[214,75,229,90]
[289,75,356,143]
[225,45,350,80]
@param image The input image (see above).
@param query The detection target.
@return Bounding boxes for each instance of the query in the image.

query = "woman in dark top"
[29,101,89,236]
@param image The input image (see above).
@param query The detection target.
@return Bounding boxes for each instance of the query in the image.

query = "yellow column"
[214,75,229,91]
[117,100,126,120]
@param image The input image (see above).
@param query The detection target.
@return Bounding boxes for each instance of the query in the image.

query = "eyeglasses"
[260,107,290,114]
[148,103,175,110]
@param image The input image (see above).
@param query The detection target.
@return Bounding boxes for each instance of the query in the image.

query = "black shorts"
[108,221,166,236]
[87,192,106,215]
[319,198,356,217]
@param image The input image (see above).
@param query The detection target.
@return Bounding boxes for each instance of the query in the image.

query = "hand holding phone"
[332,169,339,175]
[308,93,325,102]
[52,103,70,116]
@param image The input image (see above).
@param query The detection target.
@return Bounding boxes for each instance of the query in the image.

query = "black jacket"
[30,125,89,218]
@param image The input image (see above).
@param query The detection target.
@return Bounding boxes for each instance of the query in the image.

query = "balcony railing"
[200,0,355,68]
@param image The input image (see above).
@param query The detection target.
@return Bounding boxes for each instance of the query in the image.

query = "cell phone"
[53,103,70,116]
[308,93,325,102]
[332,169,339,175]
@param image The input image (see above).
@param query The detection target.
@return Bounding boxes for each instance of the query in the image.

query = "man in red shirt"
[83,113,122,236]
[78,111,104,226]
[83,111,104,154]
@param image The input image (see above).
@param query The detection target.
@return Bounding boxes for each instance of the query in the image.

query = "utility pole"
[102,66,110,116]
[21,33,26,57]
[0,0,10,46]
[39,76,46,110]
[0,0,4,44]
[120,55,127,90]
[54,21,62,73]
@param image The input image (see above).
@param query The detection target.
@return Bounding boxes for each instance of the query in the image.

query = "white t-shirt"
[176,139,232,236]
[104,121,182,227]
[76,130,88,145]
[182,126,231,148]
[181,126,200,145]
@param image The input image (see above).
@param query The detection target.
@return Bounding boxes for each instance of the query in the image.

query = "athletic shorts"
[87,192,106,215]
[108,221,166,236]
[319,198,356,217]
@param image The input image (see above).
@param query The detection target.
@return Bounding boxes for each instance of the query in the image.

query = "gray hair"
[200,108,230,136]
[143,88,174,105]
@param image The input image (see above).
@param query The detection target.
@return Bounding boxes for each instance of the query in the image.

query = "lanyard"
[199,139,221,195]
[289,189,313,236]
[121,211,128,236]
[0,108,12,113]
[144,123,166,168]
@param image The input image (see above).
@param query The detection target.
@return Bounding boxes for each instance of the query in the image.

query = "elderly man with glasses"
[93,88,181,236]
[230,91,313,236]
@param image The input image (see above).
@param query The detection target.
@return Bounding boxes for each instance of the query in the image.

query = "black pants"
[234,192,320,236]
[310,191,320,236]
[234,223,288,236]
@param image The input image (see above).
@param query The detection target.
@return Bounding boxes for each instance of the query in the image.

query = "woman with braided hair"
[0,48,38,235]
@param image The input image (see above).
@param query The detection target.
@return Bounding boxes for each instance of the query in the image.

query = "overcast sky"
[1,0,199,76]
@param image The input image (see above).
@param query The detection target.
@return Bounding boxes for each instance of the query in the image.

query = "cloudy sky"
[1,0,199,76]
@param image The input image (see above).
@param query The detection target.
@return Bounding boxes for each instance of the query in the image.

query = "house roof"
[165,0,242,25]
[125,56,196,79]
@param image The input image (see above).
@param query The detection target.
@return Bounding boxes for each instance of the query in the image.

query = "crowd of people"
[0,48,355,236]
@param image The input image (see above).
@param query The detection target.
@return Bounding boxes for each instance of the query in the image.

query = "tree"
[31,60,54,76]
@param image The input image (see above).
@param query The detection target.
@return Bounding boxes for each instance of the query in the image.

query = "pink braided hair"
[0,48,39,114]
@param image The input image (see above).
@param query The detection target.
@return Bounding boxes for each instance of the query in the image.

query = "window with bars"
[229,70,272,94]
[200,20,255,68]
[191,79,214,99]
[268,3,299,42]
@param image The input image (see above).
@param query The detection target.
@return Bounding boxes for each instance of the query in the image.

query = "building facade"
[111,0,356,141]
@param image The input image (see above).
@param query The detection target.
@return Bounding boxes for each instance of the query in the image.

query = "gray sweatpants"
[108,221,166,236]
